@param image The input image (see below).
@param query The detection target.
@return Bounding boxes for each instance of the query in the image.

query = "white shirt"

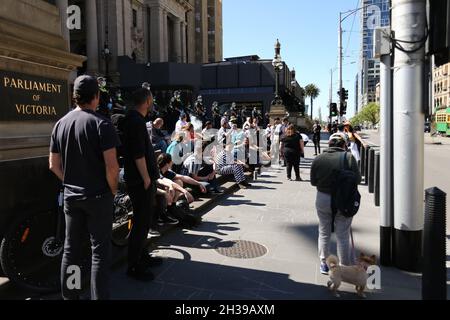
[273,124,283,139]
[175,120,187,133]
[301,133,309,143]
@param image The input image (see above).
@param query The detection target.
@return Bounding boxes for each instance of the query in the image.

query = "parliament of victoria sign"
[0,70,69,121]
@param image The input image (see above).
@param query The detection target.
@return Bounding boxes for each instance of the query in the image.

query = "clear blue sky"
[223,0,362,119]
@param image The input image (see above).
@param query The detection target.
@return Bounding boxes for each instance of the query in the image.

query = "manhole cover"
[215,240,267,259]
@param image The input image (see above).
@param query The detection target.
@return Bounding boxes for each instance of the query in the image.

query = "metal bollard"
[374,151,380,207]
[368,148,377,193]
[422,187,447,300]
[364,146,371,185]
[360,144,366,177]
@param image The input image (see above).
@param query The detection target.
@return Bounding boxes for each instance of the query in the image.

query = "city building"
[433,62,450,110]
[375,82,380,104]
[49,0,222,84]
[358,0,390,110]
[200,55,304,119]
[118,54,305,121]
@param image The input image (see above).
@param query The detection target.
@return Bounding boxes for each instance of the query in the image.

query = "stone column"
[150,5,163,62]
[181,21,187,63]
[162,9,168,62]
[173,18,182,63]
[86,0,99,73]
[56,0,70,46]
[186,9,195,63]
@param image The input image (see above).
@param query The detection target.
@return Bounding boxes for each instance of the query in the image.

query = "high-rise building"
[358,0,390,110]
[194,0,223,63]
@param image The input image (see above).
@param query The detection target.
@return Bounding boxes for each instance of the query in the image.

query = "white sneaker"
[148,229,161,238]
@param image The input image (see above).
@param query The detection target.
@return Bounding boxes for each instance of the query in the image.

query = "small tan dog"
[326,253,377,298]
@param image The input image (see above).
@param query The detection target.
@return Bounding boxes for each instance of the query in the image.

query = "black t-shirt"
[50,109,120,201]
[162,170,177,181]
[122,110,160,187]
[282,133,303,153]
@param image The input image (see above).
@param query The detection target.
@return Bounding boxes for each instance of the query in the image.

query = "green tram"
[435,108,450,136]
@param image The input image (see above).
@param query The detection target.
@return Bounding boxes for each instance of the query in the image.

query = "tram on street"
[435,108,450,136]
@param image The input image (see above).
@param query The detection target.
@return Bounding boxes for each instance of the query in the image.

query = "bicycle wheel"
[0,210,63,293]
[0,211,90,293]
[111,193,133,247]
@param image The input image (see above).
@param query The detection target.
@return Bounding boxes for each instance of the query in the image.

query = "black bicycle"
[0,171,133,293]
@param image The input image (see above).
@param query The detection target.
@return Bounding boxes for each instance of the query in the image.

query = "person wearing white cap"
[310,132,360,275]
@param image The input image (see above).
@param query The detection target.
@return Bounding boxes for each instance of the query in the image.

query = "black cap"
[73,75,99,101]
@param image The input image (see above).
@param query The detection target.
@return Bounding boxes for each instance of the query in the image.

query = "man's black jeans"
[61,193,113,300]
[313,134,321,154]
[127,182,156,269]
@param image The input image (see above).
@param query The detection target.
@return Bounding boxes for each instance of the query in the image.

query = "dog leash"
[350,227,356,264]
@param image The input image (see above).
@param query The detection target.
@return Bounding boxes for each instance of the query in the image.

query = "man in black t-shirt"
[49,75,120,300]
[122,88,162,282]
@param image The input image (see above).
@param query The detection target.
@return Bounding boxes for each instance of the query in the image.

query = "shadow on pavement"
[110,255,337,300]
[219,199,266,207]
[252,180,283,185]
[286,224,423,298]
[249,186,276,191]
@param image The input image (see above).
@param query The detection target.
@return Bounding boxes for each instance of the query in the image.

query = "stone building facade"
[51,0,222,84]
[433,62,450,110]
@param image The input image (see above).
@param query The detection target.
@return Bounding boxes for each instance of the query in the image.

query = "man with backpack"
[310,133,361,275]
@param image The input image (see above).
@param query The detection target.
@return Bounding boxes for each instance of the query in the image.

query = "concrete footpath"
[107,142,428,300]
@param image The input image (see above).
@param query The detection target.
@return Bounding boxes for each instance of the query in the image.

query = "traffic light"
[340,101,347,116]
[337,88,349,102]
[330,103,338,116]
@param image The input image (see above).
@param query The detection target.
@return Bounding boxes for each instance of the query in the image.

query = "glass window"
[132,9,137,28]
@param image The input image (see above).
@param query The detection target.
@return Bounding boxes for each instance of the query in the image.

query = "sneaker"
[127,266,155,282]
[295,177,303,182]
[212,188,223,194]
[238,183,248,189]
[241,181,252,187]
[320,263,329,275]
[287,177,292,181]
[148,229,161,238]
[160,214,179,225]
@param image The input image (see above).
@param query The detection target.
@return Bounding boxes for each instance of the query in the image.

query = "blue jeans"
[153,140,168,153]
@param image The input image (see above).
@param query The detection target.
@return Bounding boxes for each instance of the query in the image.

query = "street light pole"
[275,68,280,99]
[392,0,426,272]
[272,39,283,105]
[338,5,372,123]
[339,12,343,123]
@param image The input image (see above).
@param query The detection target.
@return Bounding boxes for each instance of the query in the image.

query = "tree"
[351,103,380,127]
[305,84,320,120]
